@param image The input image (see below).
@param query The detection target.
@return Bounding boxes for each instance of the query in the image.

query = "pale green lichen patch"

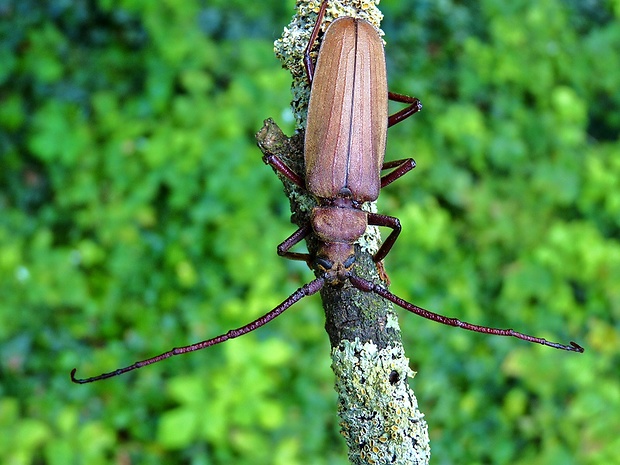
[358,202,381,256]
[288,187,316,214]
[332,339,430,464]
[385,311,401,331]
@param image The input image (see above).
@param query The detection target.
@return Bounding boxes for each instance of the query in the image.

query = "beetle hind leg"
[263,153,305,189]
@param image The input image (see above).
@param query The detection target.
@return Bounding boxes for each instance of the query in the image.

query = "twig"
[255,1,431,463]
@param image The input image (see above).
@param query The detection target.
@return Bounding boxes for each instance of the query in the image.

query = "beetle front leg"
[277,222,313,267]
[367,213,401,263]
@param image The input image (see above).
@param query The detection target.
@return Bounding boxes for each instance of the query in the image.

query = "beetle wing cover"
[305,17,388,202]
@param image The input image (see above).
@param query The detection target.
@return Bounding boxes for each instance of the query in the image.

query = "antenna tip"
[70,368,82,384]
[570,341,585,353]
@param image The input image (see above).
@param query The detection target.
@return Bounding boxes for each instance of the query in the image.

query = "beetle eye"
[343,255,356,269]
[316,257,333,270]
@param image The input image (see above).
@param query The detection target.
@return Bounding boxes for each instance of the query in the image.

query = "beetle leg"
[388,92,422,127]
[303,0,330,83]
[262,154,305,189]
[303,0,330,84]
[277,222,314,267]
[380,158,416,188]
[375,260,391,286]
[367,213,401,263]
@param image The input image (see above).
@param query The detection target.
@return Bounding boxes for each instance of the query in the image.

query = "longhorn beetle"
[71,0,582,384]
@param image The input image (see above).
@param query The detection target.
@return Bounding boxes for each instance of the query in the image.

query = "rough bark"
[255,1,431,463]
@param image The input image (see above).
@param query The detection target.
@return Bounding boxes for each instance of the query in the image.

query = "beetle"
[260,2,581,349]
[263,3,423,283]
[71,0,582,384]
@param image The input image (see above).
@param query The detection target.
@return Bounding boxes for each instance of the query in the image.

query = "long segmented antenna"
[72,0,583,384]
[349,275,584,353]
[71,278,326,383]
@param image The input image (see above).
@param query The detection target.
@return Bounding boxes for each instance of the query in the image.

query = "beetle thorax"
[311,199,367,284]
[311,199,367,244]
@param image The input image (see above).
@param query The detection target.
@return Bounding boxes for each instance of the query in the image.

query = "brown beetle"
[261,1,581,349]
[71,0,581,384]
[264,6,423,285]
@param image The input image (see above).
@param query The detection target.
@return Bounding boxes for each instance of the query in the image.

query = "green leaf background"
[1,0,618,464]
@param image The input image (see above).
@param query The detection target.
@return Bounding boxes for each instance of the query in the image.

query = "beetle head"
[314,242,356,285]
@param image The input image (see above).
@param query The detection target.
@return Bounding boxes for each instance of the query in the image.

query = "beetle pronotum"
[71,0,582,384]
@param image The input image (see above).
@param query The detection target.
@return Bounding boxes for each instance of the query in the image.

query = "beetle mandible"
[71,0,582,384]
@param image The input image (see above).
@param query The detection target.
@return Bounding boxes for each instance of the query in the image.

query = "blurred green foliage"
[0,0,618,464]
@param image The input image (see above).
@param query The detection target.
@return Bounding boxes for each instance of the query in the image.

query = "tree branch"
[256,1,430,463]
